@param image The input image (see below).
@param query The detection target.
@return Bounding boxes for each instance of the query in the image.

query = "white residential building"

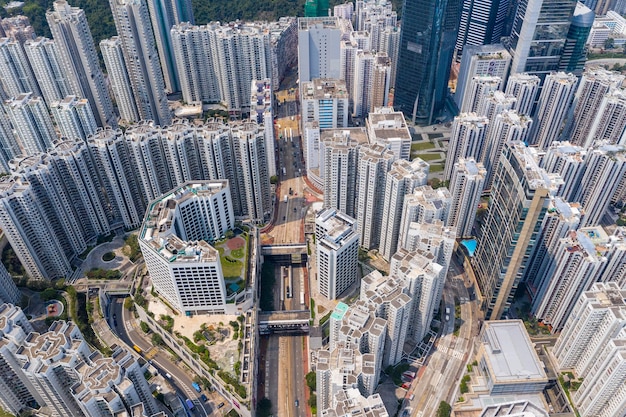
[4,92,57,155]
[100,37,140,123]
[447,157,486,238]
[530,72,578,149]
[298,17,351,83]
[540,141,587,202]
[391,248,445,342]
[444,113,488,182]
[460,75,502,114]
[315,208,359,300]
[301,78,349,129]
[504,73,540,116]
[231,121,271,223]
[355,143,395,249]
[46,0,116,127]
[50,95,98,141]
[379,158,429,261]
[23,37,72,106]
[320,128,368,217]
[250,79,276,177]
[108,0,171,126]
[398,186,451,249]
[0,264,19,305]
[0,37,40,98]
[454,44,511,110]
[566,67,624,147]
[366,106,412,161]
[554,282,626,417]
[587,88,626,147]
[139,181,234,315]
[575,142,626,227]
[482,110,532,190]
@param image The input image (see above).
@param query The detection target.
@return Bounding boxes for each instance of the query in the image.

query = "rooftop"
[140,181,229,263]
[481,320,547,384]
[302,78,349,100]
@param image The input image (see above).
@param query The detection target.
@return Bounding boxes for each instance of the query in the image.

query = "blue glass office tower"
[394,0,462,125]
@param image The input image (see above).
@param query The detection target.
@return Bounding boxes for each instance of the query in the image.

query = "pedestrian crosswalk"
[437,345,464,360]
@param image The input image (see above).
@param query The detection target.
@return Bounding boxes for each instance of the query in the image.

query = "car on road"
[165,373,172,379]
[218,402,225,409]
[295,400,299,407]
[200,394,207,402]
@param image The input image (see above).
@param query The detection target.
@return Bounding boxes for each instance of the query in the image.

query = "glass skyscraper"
[394,0,462,125]
[505,0,577,77]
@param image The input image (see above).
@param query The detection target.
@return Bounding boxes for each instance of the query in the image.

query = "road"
[404,257,480,417]
[257,84,309,417]
[270,89,307,245]
[111,297,228,416]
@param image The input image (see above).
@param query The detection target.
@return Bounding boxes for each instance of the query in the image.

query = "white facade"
[355,143,394,249]
[530,72,577,149]
[366,106,412,161]
[398,186,452,251]
[0,264,19,305]
[504,73,540,116]
[100,37,140,123]
[541,141,587,201]
[23,37,72,106]
[5,92,57,156]
[139,181,234,315]
[444,113,489,182]
[554,282,626,417]
[301,78,349,129]
[482,110,532,190]
[566,67,624,147]
[455,44,511,110]
[298,17,349,82]
[587,88,626,147]
[231,121,271,223]
[47,0,116,127]
[51,95,98,141]
[250,79,276,177]
[461,75,502,114]
[575,142,626,227]
[447,157,486,238]
[320,128,368,217]
[391,248,445,342]
[0,37,40,98]
[108,0,171,126]
[315,208,359,300]
[379,158,429,261]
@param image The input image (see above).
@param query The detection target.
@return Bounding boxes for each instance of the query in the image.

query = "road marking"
[144,347,159,360]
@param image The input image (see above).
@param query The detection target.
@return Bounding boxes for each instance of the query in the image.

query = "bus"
[133,345,142,353]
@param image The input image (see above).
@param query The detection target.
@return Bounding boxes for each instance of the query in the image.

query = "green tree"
[270,175,278,184]
[605,37,616,49]
[257,397,272,417]
[124,297,134,310]
[140,321,150,333]
[40,288,58,301]
[225,230,235,239]
[151,333,163,346]
[305,371,316,392]
[437,401,452,417]
[308,393,317,407]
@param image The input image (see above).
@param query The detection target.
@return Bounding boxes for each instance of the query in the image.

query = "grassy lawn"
[231,247,245,259]
[411,141,435,151]
[415,153,442,161]
[429,164,445,172]
[221,256,243,278]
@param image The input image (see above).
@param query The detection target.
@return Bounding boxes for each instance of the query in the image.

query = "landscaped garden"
[213,230,249,295]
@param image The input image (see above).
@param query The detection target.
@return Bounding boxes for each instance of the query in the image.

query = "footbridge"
[261,244,308,264]
[258,310,310,335]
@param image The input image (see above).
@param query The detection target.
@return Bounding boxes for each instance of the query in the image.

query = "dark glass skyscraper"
[394,0,462,125]
[558,2,594,76]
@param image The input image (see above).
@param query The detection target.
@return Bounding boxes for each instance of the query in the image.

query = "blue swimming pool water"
[461,239,477,257]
